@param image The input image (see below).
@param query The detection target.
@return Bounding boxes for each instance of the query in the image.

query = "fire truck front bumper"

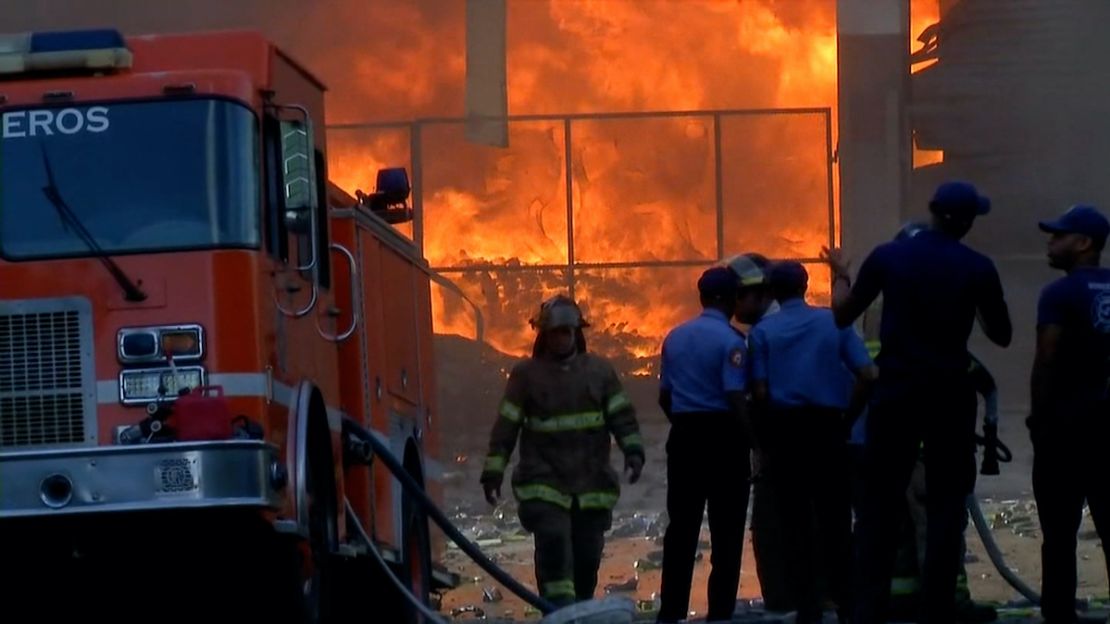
[0,440,285,518]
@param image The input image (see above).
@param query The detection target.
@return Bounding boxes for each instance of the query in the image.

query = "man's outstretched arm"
[823,246,882,329]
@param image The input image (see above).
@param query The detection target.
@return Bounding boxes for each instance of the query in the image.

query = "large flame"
[327,1,840,363]
[911,0,944,168]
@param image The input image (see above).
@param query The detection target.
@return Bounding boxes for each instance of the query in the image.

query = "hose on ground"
[345,499,450,624]
[966,495,1041,605]
[343,416,557,615]
[968,431,1040,605]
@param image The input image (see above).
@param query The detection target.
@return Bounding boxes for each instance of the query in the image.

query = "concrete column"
[465,0,508,147]
[836,0,911,283]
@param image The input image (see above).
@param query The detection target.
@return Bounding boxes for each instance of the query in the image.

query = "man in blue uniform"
[1029,204,1110,623]
[748,261,877,624]
[723,251,798,614]
[657,266,752,623]
[823,180,1013,624]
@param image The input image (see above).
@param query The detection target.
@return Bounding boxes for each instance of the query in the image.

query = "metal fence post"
[714,113,725,261]
[411,122,425,252]
[564,118,576,301]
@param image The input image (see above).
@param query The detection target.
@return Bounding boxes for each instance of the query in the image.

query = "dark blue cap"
[698,266,738,299]
[1039,204,1110,246]
[769,261,808,292]
[929,181,991,217]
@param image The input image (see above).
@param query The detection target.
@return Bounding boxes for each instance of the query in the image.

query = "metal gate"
[328,107,834,361]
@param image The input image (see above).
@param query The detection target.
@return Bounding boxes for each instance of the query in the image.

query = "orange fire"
[326,1,841,363]
[911,0,941,73]
[911,0,944,168]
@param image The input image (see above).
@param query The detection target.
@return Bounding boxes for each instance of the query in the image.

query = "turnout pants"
[658,413,751,623]
[889,457,974,617]
[1030,414,1110,623]
[518,499,613,607]
[852,378,977,624]
[763,407,852,624]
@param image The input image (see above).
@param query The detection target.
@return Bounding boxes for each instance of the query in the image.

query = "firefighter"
[479,295,646,608]
[657,266,753,623]
[1029,205,1110,623]
[824,180,1013,624]
[887,352,1002,623]
[748,260,877,624]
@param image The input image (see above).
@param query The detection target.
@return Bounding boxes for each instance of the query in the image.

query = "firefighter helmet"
[721,252,770,288]
[530,295,589,331]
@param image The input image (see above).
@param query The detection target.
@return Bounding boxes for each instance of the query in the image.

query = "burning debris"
[318,1,842,367]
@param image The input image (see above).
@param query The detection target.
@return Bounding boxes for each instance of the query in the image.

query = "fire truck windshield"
[0,98,260,260]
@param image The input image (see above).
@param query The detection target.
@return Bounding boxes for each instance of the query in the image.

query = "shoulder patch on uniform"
[729,347,744,368]
[1091,290,1110,333]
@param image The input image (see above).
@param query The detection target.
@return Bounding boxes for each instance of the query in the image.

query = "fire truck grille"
[0,298,96,449]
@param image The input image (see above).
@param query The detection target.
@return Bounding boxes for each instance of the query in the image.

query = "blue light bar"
[30,28,126,53]
[0,28,132,75]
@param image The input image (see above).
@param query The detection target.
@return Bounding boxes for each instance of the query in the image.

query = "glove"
[625,454,644,484]
[482,480,501,506]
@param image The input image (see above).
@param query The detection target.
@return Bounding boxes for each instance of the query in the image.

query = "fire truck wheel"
[372,447,434,623]
[400,447,433,623]
[296,407,340,624]
[402,491,433,618]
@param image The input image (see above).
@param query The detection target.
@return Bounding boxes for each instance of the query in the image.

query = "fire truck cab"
[0,28,449,620]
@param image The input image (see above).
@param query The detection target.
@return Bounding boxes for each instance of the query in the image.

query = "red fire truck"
[0,27,452,621]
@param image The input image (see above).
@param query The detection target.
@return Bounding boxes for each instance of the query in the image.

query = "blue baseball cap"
[698,266,738,300]
[929,181,991,217]
[769,261,808,293]
[1038,204,1110,247]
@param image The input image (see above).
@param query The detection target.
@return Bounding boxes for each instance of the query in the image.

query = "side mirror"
[280,118,317,234]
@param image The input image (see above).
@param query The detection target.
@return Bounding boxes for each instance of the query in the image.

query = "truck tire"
[370,449,434,624]
[401,486,433,623]
[298,410,340,624]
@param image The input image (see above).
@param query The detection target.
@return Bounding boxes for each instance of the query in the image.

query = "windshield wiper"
[39,144,147,302]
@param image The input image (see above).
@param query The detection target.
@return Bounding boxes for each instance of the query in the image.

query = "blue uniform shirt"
[660,308,748,413]
[749,298,873,410]
[852,229,1008,378]
[1036,266,1110,413]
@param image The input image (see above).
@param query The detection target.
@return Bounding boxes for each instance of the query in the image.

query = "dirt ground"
[430,336,1109,621]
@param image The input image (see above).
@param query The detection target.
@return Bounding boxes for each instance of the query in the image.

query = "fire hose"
[966,495,1041,605]
[342,417,558,616]
[969,431,1043,606]
[346,498,451,624]
[342,413,1044,618]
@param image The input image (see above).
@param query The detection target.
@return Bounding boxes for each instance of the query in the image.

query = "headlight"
[119,366,205,404]
[118,324,204,363]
